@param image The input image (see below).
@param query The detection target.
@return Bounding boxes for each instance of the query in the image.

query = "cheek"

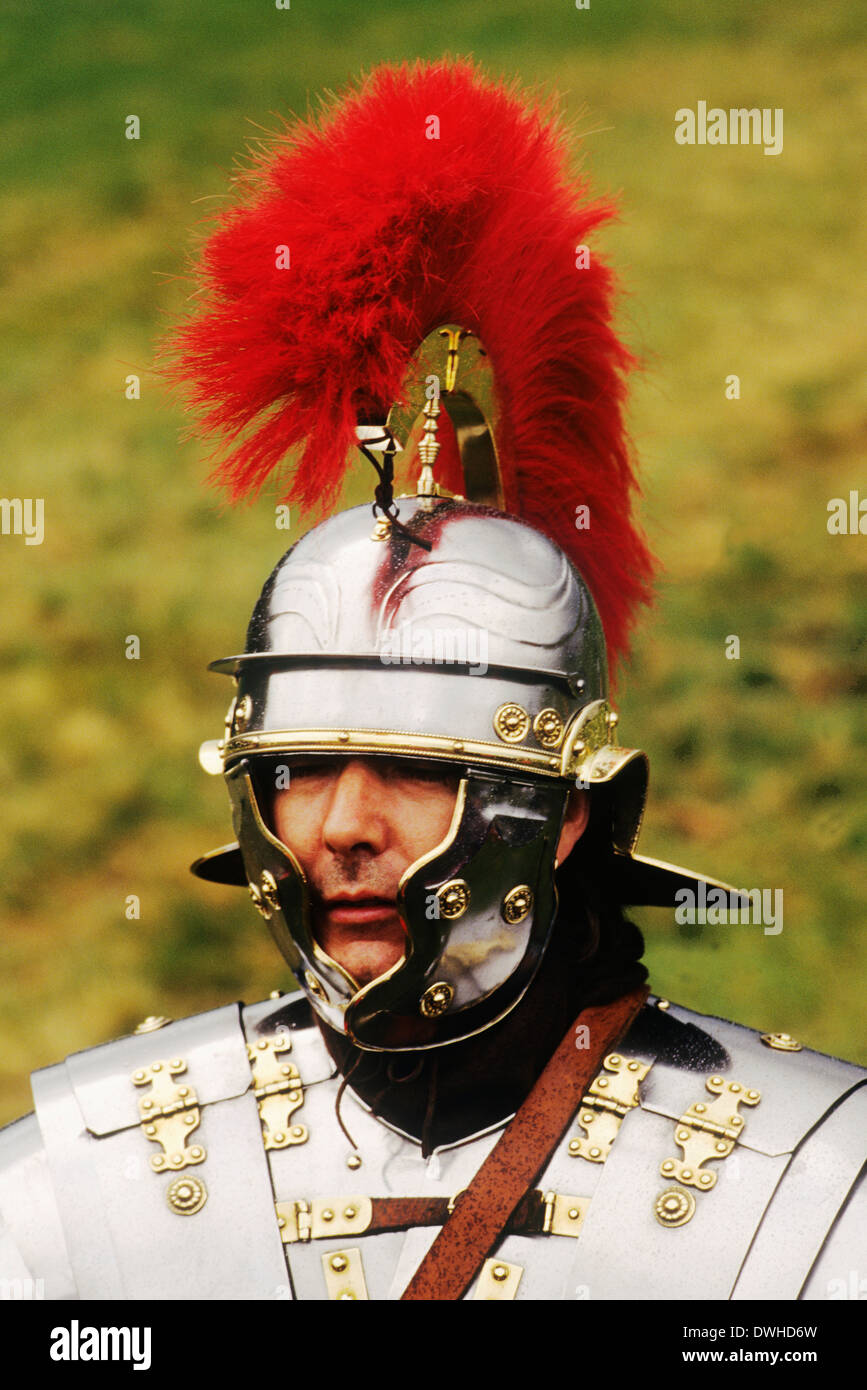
[273,790,320,859]
[396,790,458,858]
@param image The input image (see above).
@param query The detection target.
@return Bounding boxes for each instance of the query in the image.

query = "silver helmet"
[171,62,741,1049]
[193,440,735,1050]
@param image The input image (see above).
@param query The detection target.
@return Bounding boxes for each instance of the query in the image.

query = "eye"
[287,759,333,780]
[387,759,459,787]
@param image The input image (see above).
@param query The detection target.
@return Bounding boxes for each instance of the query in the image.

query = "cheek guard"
[226,757,569,1051]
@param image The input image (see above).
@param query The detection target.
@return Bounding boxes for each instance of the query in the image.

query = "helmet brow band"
[223,728,564,776]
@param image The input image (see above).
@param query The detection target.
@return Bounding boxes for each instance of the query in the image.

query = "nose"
[322,760,389,856]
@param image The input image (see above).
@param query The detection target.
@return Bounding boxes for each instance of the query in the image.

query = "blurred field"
[1,1,865,1124]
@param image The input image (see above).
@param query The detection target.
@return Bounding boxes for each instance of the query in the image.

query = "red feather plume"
[164,59,654,667]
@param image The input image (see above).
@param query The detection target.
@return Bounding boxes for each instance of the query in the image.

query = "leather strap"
[369,1189,547,1237]
[400,984,649,1300]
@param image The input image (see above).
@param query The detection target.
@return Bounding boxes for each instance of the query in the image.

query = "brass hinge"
[568,1053,651,1163]
[247,1032,308,1150]
[276,1199,313,1244]
[132,1059,206,1173]
[660,1075,761,1191]
[543,1190,589,1238]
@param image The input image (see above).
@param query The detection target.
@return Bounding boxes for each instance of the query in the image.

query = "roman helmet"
[166,61,739,1051]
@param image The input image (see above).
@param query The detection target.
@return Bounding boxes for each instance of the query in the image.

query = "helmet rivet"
[436,879,470,919]
[533,708,565,749]
[248,882,269,918]
[329,1254,348,1273]
[420,981,454,1018]
[233,694,252,734]
[304,970,327,1001]
[260,870,281,916]
[491,1264,510,1282]
[502,885,534,925]
[493,703,530,743]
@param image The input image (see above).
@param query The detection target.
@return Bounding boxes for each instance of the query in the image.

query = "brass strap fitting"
[275,1192,587,1242]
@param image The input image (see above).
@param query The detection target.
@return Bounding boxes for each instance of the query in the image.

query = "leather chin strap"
[400,983,650,1301]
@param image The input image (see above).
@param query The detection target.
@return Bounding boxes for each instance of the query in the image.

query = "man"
[0,60,863,1302]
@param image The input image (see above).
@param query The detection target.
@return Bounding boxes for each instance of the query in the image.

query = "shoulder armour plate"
[27,1002,290,1299]
[0,1112,77,1298]
[544,997,866,1299]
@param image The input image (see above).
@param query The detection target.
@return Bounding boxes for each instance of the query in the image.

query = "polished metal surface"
[216,499,611,782]
[1,992,865,1299]
[730,1081,867,1299]
[222,499,605,692]
[0,1113,77,1299]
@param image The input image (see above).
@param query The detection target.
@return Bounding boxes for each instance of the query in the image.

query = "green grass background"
[1,0,865,1123]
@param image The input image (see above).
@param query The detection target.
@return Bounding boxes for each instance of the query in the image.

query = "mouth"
[321,896,400,927]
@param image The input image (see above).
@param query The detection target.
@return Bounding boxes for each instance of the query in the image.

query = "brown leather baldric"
[366,1188,550,1237]
[400,984,649,1300]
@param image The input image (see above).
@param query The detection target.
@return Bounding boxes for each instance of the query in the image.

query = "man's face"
[272,756,589,989]
[273,757,459,986]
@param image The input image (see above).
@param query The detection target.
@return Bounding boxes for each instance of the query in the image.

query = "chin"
[317,924,406,988]
[323,938,404,988]
[345,952,405,988]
